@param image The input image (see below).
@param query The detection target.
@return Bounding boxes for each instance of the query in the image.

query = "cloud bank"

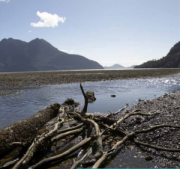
[31,11,66,28]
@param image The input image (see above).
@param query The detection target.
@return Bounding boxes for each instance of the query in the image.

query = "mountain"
[104,64,125,69]
[104,64,136,69]
[0,38,103,72]
[135,42,180,68]
[128,65,136,68]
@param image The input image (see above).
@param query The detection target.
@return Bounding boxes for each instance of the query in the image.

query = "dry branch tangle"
[29,137,93,169]
[2,84,180,169]
[27,110,180,169]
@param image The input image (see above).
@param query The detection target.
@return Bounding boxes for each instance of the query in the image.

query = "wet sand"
[1,68,180,96]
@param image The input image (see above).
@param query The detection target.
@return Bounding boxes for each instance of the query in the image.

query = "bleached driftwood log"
[0,103,60,158]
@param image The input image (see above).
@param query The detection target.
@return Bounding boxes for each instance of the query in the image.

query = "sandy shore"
[0,68,180,96]
[108,90,180,168]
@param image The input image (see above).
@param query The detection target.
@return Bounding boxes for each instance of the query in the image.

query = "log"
[12,117,64,169]
[0,103,60,158]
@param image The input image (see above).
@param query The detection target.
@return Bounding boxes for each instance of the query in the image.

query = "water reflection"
[0,77,180,129]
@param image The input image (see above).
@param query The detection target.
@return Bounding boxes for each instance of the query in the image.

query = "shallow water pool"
[0,76,180,129]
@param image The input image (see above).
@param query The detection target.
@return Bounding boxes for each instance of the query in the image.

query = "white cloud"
[0,0,10,2]
[60,49,74,54]
[28,30,32,33]
[31,11,66,28]
[60,49,68,53]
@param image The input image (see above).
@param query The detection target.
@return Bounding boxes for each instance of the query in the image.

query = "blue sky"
[0,0,179,67]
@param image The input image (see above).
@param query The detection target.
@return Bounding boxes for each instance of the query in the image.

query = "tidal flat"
[1,68,180,96]
[1,69,180,168]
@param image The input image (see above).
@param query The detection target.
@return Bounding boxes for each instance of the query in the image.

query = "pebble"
[145,154,153,161]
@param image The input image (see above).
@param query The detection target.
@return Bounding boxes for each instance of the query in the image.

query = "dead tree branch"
[28,137,93,169]
[80,83,88,115]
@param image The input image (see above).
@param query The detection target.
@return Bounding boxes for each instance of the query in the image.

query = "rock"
[63,98,74,105]
[55,141,65,149]
[136,117,142,124]
[86,91,96,103]
[51,146,56,152]
[125,110,130,113]
[114,136,122,141]
[111,95,116,97]
[62,98,80,107]
[145,153,153,161]
[69,121,78,127]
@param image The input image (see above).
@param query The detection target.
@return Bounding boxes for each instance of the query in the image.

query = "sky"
[0,0,179,67]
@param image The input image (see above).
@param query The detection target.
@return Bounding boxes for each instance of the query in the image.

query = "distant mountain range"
[0,38,103,72]
[104,64,136,69]
[135,41,180,68]
[104,64,125,69]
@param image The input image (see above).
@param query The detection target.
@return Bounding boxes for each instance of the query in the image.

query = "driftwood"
[0,103,60,158]
[29,137,93,169]
[80,83,88,115]
[2,84,180,169]
[12,117,64,169]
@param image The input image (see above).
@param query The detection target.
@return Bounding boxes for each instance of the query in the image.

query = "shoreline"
[108,90,180,168]
[1,82,180,167]
[1,70,180,167]
[0,69,180,96]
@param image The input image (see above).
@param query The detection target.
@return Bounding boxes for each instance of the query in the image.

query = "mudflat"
[0,68,180,96]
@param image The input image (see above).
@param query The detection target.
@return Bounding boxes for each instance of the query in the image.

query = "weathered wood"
[3,84,180,169]
[13,117,64,169]
[73,113,103,158]
[0,103,60,158]
[80,83,88,115]
[51,127,84,142]
[29,137,93,169]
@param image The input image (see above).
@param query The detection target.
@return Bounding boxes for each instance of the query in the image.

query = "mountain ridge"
[104,64,136,69]
[135,42,180,68]
[104,64,125,69]
[0,38,104,72]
